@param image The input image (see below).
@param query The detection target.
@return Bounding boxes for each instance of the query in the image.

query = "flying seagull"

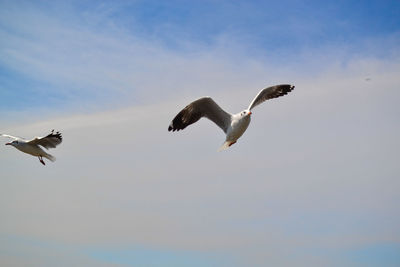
[168,84,294,150]
[1,130,62,165]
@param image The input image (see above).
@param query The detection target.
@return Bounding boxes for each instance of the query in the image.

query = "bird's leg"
[38,156,45,165]
[228,141,237,147]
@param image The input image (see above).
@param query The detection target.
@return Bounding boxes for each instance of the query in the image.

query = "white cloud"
[3,1,397,116]
[0,2,280,113]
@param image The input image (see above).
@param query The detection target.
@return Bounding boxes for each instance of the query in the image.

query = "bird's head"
[5,140,18,147]
[240,110,252,117]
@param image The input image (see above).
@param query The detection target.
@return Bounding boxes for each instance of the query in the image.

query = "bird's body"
[1,130,62,165]
[221,111,252,150]
[168,84,294,150]
[9,140,54,159]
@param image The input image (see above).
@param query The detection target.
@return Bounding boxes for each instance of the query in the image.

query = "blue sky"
[0,0,400,266]
[1,0,399,113]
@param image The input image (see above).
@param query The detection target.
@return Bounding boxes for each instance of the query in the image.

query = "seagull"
[168,84,294,150]
[1,130,62,165]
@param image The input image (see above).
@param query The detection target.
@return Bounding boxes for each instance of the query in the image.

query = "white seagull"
[168,84,295,150]
[1,130,62,165]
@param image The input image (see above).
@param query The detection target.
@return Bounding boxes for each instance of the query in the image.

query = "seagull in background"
[168,84,295,150]
[1,130,62,165]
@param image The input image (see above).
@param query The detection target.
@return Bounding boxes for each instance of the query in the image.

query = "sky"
[0,0,400,266]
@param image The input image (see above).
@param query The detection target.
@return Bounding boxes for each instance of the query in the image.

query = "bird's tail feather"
[218,141,232,152]
[44,154,56,162]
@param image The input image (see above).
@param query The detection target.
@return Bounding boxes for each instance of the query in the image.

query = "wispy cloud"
[1,0,398,115]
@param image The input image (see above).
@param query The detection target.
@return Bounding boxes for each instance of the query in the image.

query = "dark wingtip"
[168,127,181,132]
[47,130,62,141]
[280,84,295,95]
[168,127,179,132]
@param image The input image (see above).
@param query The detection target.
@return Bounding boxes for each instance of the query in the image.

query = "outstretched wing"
[168,97,232,133]
[248,84,295,111]
[27,130,63,150]
[0,134,22,140]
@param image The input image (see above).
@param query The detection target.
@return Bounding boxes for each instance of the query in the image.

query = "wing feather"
[0,134,23,140]
[27,130,63,150]
[168,97,232,133]
[248,84,295,111]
